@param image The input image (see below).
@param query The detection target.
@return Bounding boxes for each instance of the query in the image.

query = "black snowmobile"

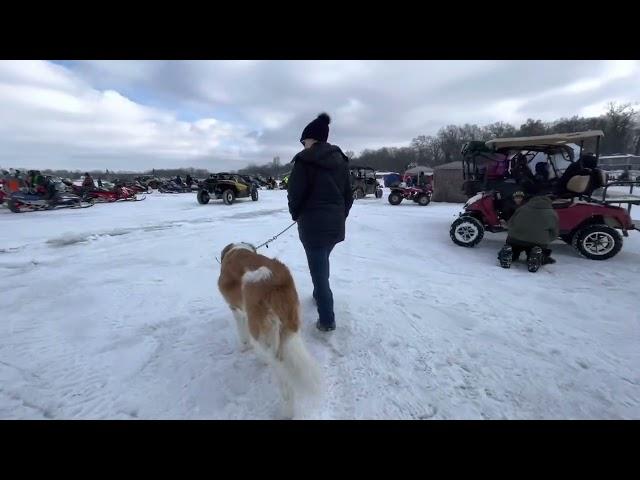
[6,178,95,213]
[158,180,193,193]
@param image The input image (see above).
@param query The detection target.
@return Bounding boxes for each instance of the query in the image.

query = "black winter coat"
[287,142,353,248]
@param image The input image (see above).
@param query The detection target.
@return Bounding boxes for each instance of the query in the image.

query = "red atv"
[450,131,639,260]
[388,183,433,206]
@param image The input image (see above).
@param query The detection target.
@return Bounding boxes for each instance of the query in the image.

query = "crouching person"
[498,194,559,272]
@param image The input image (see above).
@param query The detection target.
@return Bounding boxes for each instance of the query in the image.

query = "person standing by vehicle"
[418,171,425,187]
[83,172,95,189]
[497,191,559,272]
[287,113,353,332]
[405,175,413,187]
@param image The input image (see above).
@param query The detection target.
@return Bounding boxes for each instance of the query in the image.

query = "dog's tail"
[279,331,322,399]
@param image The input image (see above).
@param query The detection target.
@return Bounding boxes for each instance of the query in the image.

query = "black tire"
[572,224,623,260]
[450,216,485,247]
[417,194,431,206]
[353,188,364,200]
[197,190,210,204]
[222,189,235,205]
[560,233,574,245]
[388,191,403,205]
[7,200,21,213]
[251,189,259,201]
[375,188,383,199]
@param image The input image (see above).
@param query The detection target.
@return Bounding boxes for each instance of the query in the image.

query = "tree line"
[354,102,639,173]
[36,167,213,182]
[237,102,639,176]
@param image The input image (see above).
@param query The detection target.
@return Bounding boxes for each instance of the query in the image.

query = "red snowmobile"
[69,183,145,203]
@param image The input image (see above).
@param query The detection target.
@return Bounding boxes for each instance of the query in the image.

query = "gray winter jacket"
[507,195,559,247]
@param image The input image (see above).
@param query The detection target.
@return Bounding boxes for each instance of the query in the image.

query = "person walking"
[287,113,353,332]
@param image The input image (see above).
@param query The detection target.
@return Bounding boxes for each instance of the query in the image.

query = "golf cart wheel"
[7,200,21,213]
[197,190,210,204]
[375,188,383,199]
[388,191,403,205]
[417,194,431,206]
[573,224,622,260]
[353,188,364,200]
[450,216,484,247]
[222,189,236,205]
[251,189,259,201]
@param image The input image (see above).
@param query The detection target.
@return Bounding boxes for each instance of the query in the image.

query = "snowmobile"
[135,175,163,190]
[158,180,192,193]
[6,178,95,213]
[71,183,145,203]
[116,180,150,194]
[265,178,278,190]
[93,184,145,202]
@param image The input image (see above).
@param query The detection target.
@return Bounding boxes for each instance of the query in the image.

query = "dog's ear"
[220,243,234,261]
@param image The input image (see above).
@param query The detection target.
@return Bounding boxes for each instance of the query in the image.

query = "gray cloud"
[1,60,638,172]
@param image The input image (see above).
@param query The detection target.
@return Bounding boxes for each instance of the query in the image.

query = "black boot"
[316,320,336,332]
[498,245,513,269]
[542,249,556,265]
[527,247,543,272]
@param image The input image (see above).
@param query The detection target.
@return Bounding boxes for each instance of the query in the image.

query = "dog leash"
[215,221,297,265]
[255,221,297,250]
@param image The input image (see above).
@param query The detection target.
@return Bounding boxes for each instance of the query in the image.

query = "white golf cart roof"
[486,130,604,150]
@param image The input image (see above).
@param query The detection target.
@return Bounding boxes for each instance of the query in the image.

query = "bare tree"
[603,102,637,154]
[518,119,547,137]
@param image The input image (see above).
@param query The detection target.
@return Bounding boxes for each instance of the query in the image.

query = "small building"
[404,166,434,177]
[432,161,467,203]
[598,154,640,171]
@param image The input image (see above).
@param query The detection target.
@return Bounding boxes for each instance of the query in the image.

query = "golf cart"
[350,166,383,199]
[450,131,640,260]
[197,172,259,205]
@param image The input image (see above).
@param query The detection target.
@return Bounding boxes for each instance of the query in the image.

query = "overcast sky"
[1,60,639,172]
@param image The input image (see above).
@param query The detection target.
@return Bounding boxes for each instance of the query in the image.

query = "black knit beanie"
[300,113,331,144]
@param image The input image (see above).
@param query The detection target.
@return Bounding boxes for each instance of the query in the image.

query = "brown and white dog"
[217,242,321,418]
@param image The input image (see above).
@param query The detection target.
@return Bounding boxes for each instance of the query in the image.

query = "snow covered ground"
[1,190,639,419]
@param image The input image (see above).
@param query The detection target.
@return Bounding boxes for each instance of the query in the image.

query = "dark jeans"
[304,244,336,326]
